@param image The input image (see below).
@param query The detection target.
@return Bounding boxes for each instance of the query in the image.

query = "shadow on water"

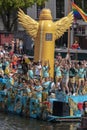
[0,113,79,130]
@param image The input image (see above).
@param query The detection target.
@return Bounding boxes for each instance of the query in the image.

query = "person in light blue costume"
[77,63,85,94]
[42,61,50,78]
[42,77,51,101]
[27,65,34,80]
[25,81,32,97]
[5,76,12,89]
[34,80,43,103]
[18,78,23,88]
[4,59,10,68]
[13,78,18,88]
[0,62,2,68]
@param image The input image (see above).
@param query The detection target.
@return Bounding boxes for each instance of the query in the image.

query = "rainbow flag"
[72,2,87,22]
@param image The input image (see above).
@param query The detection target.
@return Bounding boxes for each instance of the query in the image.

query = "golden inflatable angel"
[18,8,73,77]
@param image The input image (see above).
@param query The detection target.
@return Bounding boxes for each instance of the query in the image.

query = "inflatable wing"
[54,12,73,40]
[18,9,39,39]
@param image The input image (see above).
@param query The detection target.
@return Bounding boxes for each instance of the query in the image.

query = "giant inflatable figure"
[18,8,73,77]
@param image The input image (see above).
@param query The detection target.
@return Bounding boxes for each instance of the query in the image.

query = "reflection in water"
[0,113,78,130]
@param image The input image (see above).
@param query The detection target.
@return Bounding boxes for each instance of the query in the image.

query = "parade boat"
[0,77,87,123]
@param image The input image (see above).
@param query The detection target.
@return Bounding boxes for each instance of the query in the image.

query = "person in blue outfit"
[42,60,50,78]
[77,63,85,94]
[27,64,34,80]
[42,77,51,101]
[34,80,43,103]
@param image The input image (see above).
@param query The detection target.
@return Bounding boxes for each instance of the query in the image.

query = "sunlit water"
[0,113,79,130]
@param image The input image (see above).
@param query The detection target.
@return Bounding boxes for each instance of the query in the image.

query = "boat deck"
[48,115,81,122]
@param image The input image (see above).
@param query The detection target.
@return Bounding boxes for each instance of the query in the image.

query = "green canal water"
[0,113,79,130]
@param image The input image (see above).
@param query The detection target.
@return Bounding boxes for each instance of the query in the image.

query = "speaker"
[53,101,70,116]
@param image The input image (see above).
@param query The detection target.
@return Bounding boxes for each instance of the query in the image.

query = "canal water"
[0,113,79,130]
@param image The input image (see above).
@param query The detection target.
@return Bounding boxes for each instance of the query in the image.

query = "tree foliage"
[0,0,48,32]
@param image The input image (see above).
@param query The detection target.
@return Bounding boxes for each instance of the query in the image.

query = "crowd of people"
[0,45,87,105]
[4,38,24,55]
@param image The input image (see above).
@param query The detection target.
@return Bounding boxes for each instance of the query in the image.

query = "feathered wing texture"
[18,9,39,39]
[54,12,74,40]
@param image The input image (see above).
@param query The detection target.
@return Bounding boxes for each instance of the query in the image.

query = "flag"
[72,2,87,22]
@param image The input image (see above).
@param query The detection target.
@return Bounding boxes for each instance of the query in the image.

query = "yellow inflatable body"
[18,8,73,77]
[34,21,56,77]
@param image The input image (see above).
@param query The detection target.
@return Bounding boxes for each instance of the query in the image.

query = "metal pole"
[67,0,71,55]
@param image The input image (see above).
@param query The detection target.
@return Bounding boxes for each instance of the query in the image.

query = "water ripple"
[0,113,78,130]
